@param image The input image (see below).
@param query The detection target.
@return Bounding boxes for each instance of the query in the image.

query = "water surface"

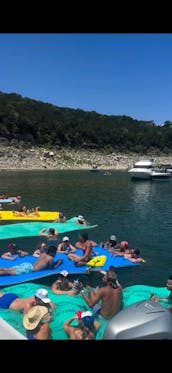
[0,170,171,288]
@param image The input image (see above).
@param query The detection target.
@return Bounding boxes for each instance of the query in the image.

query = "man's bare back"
[33,252,54,271]
[81,269,122,319]
[94,285,122,319]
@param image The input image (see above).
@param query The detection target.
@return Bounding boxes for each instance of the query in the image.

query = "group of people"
[0,231,94,275]
[13,205,40,217]
[0,227,144,277]
[0,224,145,340]
[102,235,143,263]
[0,263,122,339]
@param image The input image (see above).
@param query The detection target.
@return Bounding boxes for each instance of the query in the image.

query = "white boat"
[0,317,26,339]
[128,159,156,180]
[151,170,171,180]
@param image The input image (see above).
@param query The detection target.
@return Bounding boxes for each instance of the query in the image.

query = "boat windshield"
[134,165,153,169]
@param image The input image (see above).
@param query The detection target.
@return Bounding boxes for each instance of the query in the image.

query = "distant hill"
[0,91,171,153]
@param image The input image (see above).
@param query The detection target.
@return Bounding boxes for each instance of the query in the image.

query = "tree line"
[0,91,171,153]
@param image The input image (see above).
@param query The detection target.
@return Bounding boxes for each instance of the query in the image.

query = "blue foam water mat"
[0,199,12,203]
[0,246,140,286]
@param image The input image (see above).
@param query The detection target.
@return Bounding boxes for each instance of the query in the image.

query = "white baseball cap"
[35,288,51,304]
[60,270,68,277]
[63,236,69,242]
[78,215,84,222]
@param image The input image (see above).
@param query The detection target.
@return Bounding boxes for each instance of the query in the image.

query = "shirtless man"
[81,269,122,319]
[0,246,63,275]
[63,311,100,340]
[68,233,92,266]
[39,227,59,246]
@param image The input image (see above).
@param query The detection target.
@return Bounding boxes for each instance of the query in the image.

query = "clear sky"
[0,33,172,125]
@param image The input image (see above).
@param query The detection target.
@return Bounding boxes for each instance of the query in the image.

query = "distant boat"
[128,159,156,180]
[151,170,171,180]
[90,165,99,172]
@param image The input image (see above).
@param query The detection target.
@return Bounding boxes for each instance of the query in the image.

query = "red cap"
[76,310,82,319]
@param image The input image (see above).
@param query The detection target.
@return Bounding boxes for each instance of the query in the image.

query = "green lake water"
[0,169,172,289]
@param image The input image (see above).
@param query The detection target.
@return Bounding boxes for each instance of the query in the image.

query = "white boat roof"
[0,317,27,339]
[134,160,155,166]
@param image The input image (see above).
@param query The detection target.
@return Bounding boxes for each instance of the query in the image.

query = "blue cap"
[82,315,95,328]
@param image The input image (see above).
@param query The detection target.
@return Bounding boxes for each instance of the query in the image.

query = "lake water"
[0,169,172,289]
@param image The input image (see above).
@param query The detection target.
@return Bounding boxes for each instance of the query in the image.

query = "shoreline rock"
[0,144,172,171]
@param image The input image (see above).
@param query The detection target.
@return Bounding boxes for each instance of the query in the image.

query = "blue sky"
[0,33,172,125]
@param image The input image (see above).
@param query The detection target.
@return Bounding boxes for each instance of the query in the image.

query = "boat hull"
[129,171,152,180]
[151,171,171,180]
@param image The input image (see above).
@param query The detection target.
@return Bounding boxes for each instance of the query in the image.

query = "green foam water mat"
[1,283,170,340]
[0,282,108,340]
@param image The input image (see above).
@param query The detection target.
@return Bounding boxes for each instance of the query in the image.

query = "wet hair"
[47,245,57,257]
[168,275,172,280]
[106,270,118,288]
[49,228,55,235]
[131,248,140,257]
[109,266,117,275]
[79,233,88,241]
[8,243,21,255]
[110,241,117,247]
[59,278,69,291]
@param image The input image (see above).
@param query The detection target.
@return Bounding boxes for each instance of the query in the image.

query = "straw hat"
[23,306,48,330]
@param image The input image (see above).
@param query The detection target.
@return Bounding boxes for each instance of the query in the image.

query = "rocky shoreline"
[0,143,172,170]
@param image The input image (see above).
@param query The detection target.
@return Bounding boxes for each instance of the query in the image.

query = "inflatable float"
[0,247,140,287]
[0,216,98,240]
[0,211,60,221]
[0,199,13,203]
[87,255,106,267]
[0,283,170,340]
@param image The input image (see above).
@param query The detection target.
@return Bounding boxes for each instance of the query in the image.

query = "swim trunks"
[93,302,102,316]
[12,262,34,275]
[0,293,19,308]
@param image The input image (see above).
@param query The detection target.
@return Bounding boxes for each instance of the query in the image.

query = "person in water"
[23,306,52,340]
[57,236,76,254]
[1,243,29,260]
[0,287,55,313]
[51,271,83,296]
[75,215,89,226]
[150,275,172,305]
[54,212,66,223]
[0,246,63,275]
[81,269,122,320]
[39,227,59,246]
[63,311,100,340]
